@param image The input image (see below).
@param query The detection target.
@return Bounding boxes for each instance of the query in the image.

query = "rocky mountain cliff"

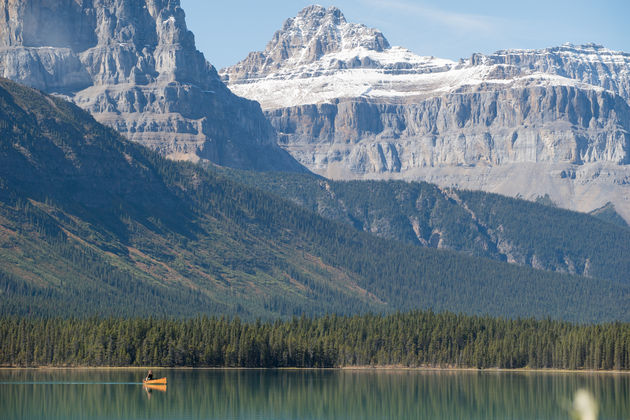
[222,5,630,220]
[0,0,304,170]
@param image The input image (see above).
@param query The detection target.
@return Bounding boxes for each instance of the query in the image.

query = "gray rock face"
[0,47,92,92]
[270,85,630,171]
[0,0,97,51]
[222,6,630,220]
[0,0,304,170]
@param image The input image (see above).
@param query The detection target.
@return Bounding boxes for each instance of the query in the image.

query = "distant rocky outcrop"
[0,0,304,171]
[222,5,630,220]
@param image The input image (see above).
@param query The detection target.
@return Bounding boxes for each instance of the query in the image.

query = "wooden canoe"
[143,377,167,385]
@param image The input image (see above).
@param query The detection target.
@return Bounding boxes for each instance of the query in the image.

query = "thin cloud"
[360,0,505,34]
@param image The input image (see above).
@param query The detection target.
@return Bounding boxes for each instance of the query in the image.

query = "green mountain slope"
[221,169,630,284]
[0,78,628,322]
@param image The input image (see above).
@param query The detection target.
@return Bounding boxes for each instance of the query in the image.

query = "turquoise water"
[0,369,628,419]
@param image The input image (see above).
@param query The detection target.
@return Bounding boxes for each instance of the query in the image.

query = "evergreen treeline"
[2,312,629,370]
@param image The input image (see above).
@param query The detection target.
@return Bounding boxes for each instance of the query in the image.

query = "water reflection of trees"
[1,370,629,419]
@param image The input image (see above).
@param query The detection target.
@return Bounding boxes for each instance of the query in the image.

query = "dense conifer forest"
[2,312,629,370]
[222,168,630,284]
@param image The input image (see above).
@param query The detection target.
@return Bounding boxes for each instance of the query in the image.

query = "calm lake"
[0,369,628,419]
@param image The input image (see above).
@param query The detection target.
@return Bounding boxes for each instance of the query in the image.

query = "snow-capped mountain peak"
[223,6,614,111]
[222,5,392,82]
[223,5,630,110]
[266,4,390,63]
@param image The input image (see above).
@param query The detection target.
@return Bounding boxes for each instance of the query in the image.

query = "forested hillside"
[222,169,630,283]
[0,78,629,322]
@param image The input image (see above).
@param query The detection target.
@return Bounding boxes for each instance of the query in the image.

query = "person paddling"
[145,370,153,382]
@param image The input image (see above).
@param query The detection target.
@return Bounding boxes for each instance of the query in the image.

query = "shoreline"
[1,366,629,374]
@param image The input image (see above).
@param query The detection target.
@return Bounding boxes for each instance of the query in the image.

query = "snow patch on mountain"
[226,55,605,110]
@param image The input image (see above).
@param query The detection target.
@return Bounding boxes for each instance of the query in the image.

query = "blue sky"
[180,0,630,70]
